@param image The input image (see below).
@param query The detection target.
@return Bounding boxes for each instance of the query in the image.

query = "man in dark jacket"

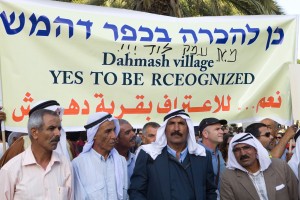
[129,109,217,200]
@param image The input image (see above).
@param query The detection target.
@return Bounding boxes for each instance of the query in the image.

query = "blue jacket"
[129,147,217,200]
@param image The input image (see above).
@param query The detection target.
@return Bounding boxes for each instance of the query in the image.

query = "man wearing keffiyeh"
[129,109,217,200]
[72,112,128,200]
[220,133,298,200]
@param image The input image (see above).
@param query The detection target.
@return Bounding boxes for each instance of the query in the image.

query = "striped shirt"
[248,170,268,200]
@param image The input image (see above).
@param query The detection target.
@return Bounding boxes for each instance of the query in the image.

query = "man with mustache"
[115,119,136,181]
[72,112,128,200]
[0,109,72,199]
[0,100,76,168]
[220,133,298,200]
[129,109,217,200]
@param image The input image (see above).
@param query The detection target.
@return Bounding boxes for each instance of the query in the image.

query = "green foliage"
[55,0,283,17]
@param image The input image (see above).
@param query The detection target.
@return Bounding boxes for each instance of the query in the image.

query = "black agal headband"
[29,100,60,117]
[232,133,253,144]
[163,109,190,121]
[84,114,112,130]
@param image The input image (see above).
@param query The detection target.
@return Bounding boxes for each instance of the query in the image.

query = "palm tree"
[134,0,284,17]
[55,0,284,17]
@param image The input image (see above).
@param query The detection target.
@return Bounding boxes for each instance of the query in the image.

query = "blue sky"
[275,0,300,58]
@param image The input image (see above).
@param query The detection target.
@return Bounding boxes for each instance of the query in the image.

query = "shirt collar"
[22,146,61,166]
[91,148,113,160]
[167,145,188,163]
[199,142,219,154]
[128,151,135,160]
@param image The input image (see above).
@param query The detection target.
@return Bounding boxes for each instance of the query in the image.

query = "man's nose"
[54,128,61,137]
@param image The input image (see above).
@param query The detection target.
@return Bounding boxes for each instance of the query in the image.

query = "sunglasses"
[260,132,271,138]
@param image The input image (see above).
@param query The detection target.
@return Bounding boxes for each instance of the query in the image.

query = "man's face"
[165,116,189,147]
[117,123,136,149]
[32,114,61,152]
[142,126,158,144]
[261,118,278,149]
[261,118,278,137]
[233,143,258,170]
[203,123,224,144]
[258,126,274,150]
[93,121,117,153]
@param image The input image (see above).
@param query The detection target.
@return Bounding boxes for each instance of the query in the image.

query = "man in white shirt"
[0,109,73,200]
[72,112,128,200]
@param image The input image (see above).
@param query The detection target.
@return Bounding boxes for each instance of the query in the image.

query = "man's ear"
[141,135,146,144]
[202,129,209,139]
[31,128,38,140]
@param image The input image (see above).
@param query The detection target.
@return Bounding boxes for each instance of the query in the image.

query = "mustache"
[240,155,250,161]
[50,136,60,143]
[171,131,183,136]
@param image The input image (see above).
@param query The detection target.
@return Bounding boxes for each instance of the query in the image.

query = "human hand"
[0,109,6,121]
[286,152,293,162]
[284,125,297,140]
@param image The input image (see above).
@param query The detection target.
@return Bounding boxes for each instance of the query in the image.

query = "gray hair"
[27,109,59,138]
[142,122,160,135]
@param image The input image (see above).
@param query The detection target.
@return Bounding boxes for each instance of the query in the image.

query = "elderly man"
[72,112,128,200]
[141,122,160,144]
[0,100,75,167]
[115,119,136,180]
[198,117,227,196]
[0,109,72,199]
[220,133,298,200]
[129,109,217,200]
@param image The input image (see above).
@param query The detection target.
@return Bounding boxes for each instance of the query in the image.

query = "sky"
[275,0,300,58]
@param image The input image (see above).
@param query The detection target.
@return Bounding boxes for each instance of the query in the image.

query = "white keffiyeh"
[138,109,206,160]
[227,133,271,172]
[82,112,124,200]
[288,135,300,179]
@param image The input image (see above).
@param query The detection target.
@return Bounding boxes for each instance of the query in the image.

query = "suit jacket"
[129,147,217,200]
[220,158,298,200]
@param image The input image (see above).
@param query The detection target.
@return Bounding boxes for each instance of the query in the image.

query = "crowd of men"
[0,101,300,200]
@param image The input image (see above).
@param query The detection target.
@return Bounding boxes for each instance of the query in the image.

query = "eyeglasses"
[260,132,271,138]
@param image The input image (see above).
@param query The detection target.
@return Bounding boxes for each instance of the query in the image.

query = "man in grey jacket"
[220,133,298,200]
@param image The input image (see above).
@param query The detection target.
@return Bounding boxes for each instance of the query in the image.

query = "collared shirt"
[167,145,188,163]
[0,146,72,200]
[199,142,226,190]
[248,170,268,200]
[72,149,128,200]
[127,151,136,181]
